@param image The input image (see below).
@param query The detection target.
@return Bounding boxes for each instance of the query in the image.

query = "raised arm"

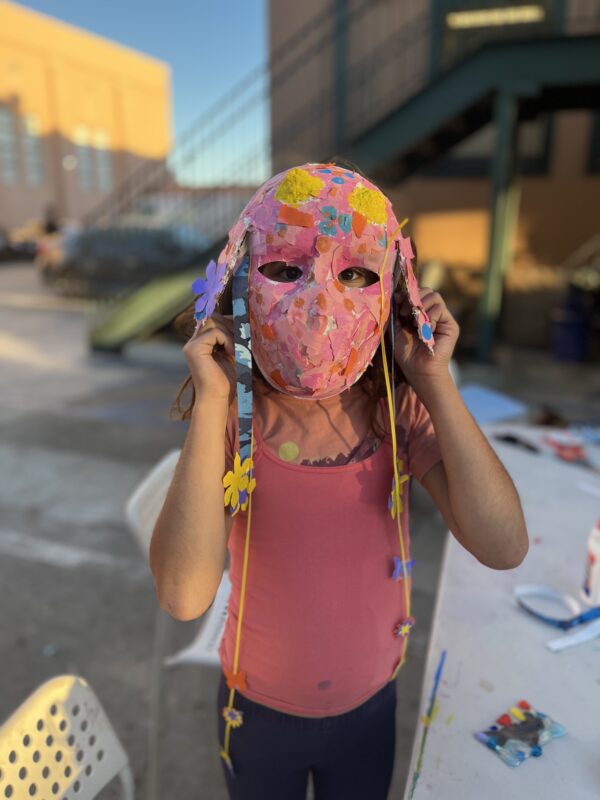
[149,316,235,620]
[395,289,529,570]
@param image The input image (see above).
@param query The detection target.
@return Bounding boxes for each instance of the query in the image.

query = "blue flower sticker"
[392,557,415,581]
[192,260,227,320]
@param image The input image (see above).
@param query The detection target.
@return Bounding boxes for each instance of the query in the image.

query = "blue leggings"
[216,672,397,799]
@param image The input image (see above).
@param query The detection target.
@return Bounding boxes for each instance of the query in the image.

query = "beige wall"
[0,0,172,230]
[383,111,598,270]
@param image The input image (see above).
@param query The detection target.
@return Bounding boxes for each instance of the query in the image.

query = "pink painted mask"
[193,162,434,399]
[247,164,431,398]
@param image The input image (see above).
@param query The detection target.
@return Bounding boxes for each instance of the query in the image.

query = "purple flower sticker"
[392,557,415,581]
[192,260,227,321]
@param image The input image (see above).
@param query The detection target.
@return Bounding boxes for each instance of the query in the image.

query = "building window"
[93,129,113,191]
[74,125,94,189]
[0,106,19,184]
[22,115,44,186]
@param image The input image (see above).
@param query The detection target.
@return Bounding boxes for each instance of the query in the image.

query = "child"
[150,162,529,800]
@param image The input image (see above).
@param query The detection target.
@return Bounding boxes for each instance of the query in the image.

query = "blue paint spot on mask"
[338,213,351,233]
[318,220,337,237]
[321,205,337,220]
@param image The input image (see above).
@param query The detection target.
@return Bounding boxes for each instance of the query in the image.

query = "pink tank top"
[219,406,420,717]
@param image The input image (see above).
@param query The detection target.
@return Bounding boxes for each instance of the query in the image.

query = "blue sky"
[20,0,267,139]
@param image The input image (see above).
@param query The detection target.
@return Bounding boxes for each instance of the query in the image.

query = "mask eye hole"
[258,261,303,283]
[338,267,379,287]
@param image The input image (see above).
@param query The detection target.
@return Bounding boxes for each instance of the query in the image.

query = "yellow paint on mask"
[274,168,324,206]
[348,185,387,225]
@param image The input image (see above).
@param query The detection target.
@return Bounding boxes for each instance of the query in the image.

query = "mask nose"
[307,286,333,328]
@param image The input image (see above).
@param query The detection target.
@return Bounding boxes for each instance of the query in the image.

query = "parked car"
[0,228,36,262]
[36,224,211,297]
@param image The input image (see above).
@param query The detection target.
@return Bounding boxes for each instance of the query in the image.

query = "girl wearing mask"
[150,162,528,800]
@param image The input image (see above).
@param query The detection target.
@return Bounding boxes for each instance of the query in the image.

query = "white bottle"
[581,518,600,606]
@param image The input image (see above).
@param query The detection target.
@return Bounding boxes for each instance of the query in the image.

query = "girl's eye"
[338,268,379,287]
[258,262,303,283]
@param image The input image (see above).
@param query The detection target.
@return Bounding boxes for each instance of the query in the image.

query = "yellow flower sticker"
[388,459,409,520]
[274,168,324,206]
[348,184,387,225]
[222,706,244,728]
[223,452,256,515]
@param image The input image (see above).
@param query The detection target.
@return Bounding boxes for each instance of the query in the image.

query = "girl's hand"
[393,288,459,386]
[183,313,236,403]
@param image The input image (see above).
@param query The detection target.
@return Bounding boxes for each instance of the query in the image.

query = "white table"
[403,430,600,800]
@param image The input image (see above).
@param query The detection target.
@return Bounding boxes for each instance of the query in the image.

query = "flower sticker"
[223,453,256,515]
[224,668,248,691]
[388,461,409,519]
[394,616,416,638]
[222,706,244,728]
[192,259,227,321]
[392,557,415,581]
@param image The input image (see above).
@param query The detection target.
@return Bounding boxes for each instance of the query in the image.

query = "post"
[477,88,520,362]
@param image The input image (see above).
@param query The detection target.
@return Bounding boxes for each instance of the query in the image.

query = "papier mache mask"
[189,163,435,776]
[193,164,433,397]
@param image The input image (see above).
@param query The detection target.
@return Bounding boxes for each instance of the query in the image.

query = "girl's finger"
[420,289,442,307]
[425,303,452,336]
[187,324,235,359]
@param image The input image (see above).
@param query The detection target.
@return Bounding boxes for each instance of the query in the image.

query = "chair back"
[0,675,130,800]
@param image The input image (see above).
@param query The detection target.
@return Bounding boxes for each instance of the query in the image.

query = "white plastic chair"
[0,675,134,800]
[124,448,231,800]
[124,449,182,559]
[124,447,231,669]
